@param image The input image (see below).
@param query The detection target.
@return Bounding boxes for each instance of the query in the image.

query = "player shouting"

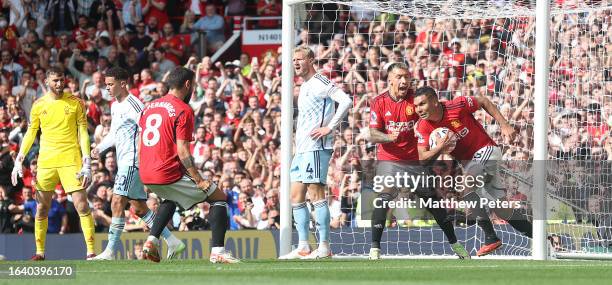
[368,63,469,260]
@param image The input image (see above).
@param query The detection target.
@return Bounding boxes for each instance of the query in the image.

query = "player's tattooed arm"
[180,156,195,169]
[177,139,205,183]
[369,128,398,143]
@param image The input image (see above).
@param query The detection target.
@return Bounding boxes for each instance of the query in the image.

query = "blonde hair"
[293,46,315,59]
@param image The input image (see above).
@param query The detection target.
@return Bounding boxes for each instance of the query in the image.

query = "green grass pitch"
[5,259,612,285]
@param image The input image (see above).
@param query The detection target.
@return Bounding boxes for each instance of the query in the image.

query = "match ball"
[428,127,457,154]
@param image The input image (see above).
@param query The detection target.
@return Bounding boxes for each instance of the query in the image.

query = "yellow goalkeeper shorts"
[36,166,83,193]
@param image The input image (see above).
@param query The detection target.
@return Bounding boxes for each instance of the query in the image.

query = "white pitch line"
[72,263,612,274]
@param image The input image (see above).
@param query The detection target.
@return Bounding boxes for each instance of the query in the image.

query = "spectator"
[121,0,143,29]
[12,72,37,118]
[0,141,14,193]
[185,0,206,17]
[83,71,109,101]
[23,191,67,234]
[179,202,210,231]
[76,0,95,16]
[193,3,225,53]
[1,50,23,85]
[68,49,94,89]
[129,240,145,260]
[233,192,255,229]
[154,23,184,65]
[123,205,147,232]
[225,0,246,17]
[142,0,169,30]
[131,21,152,52]
[0,185,18,232]
[92,196,111,232]
[13,186,34,233]
[151,48,175,80]
[45,0,78,33]
[179,10,197,35]
[256,0,281,29]
[257,189,279,230]
[87,87,110,128]
[89,0,120,27]
[146,195,159,212]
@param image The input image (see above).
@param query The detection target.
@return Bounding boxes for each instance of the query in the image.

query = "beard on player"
[183,80,194,104]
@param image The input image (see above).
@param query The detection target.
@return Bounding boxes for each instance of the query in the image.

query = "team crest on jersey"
[450,120,462,129]
[405,106,414,116]
[64,106,70,115]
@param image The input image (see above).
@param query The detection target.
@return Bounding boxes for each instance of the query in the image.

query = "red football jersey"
[369,91,420,161]
[414,96,496,160]
[155,36,184,65]
[139,95,194,184]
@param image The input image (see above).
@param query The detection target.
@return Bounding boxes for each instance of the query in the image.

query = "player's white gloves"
[11,153,24,186]
[77,156,92,187]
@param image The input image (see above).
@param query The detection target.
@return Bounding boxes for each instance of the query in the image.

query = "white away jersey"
[295,73,338,153]
[97,94,143,168]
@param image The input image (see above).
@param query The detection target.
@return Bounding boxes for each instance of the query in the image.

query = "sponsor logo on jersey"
[370,111,378,124]
[387,120,415,132]
[457,127,469,138]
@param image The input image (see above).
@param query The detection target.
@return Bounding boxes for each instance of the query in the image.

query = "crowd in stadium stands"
[0,1,610,235]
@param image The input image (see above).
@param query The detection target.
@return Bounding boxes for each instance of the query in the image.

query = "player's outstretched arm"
[474,95,515,141]
[12,103,41,185]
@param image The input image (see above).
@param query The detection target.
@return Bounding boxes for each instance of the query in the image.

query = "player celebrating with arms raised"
[138,67,239,263]
[368,63,469,260]
[279,46,352,259]
[413,86,532,256]
[11,67,96,260]
[91,67,185,260]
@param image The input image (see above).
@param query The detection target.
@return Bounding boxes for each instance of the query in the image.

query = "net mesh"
[291,0,612,257]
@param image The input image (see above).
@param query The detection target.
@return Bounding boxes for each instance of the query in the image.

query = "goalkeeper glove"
[11,153,24,186]
[76,156,92,187]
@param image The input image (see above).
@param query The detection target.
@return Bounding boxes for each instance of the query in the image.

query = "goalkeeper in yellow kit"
[11,67,96,260]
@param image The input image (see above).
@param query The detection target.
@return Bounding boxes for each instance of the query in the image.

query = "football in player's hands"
[429,127,457,154]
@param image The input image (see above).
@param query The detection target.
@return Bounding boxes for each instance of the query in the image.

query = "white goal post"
[280,0,612,260]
